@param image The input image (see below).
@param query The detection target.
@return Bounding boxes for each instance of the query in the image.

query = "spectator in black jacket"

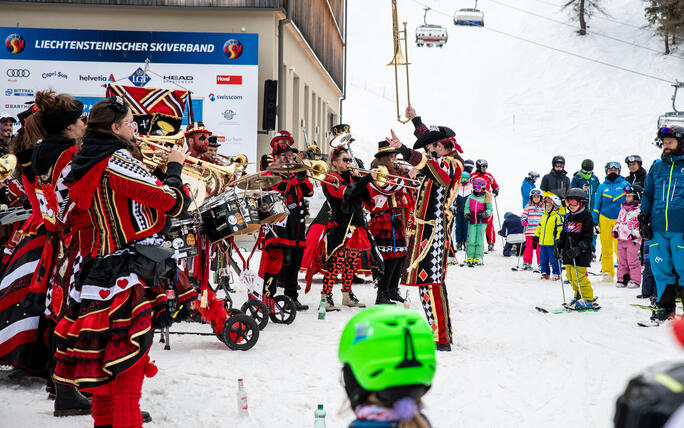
[625,155,647,187]
[541,155,571,200]
[498,212,525,257]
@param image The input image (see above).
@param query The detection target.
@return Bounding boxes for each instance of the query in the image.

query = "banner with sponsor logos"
[1,27,258,164]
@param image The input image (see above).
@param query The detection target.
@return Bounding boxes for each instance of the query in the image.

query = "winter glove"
[638,213,653,241]
[553,245,562,260]
[566,246,581,260]
[612,230,618,239]
[593,225,600,235]
[532,236,539,249]
[478,211,489,219]
[493,188,499,197]
[629,234,638,243]
[464,212,471,222]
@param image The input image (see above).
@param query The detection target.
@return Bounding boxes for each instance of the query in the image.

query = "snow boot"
[602,273,614,283]
[540,274,550,280]
[627,281,640,289]
[53,383,92,417]
[342,291,366,308]
[375,289,394,305]
[324,293,340,312]
[436,343,452,352]
[616,281,627,288]
[521,263,532,271]
[552,275,561,281]
[488,243,495,252]
[292,299,309,311]
[386,290,405,303]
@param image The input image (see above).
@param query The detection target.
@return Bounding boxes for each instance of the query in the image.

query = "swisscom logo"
[5,34,25,54]
[223,39,242,60]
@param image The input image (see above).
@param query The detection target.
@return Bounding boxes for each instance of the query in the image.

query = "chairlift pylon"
[416,7,448,48]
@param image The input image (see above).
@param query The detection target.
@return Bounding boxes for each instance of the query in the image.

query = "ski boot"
[474,258,483,266]
[568,299,594,310]
[651,307,675,322]
[466,258,474,267]
[342,291,366,308]
[602,273,614,283]
[521,263,533,271]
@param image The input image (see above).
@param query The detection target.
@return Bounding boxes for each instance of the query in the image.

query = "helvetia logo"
[5,34,25,54]
[223,39,243,60]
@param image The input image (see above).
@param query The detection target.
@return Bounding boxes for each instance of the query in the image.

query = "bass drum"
[258,191,289,225]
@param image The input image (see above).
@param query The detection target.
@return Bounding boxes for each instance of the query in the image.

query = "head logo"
[128,67,150,87]
[223,39,243,59]
[5,34,25,54]
[208,93,216,102]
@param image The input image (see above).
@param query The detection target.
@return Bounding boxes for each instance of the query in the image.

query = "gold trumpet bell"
[0,154,17,181]
[310,160,328,180]
[375,165,390,187]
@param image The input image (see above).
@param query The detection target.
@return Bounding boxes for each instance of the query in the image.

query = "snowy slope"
[344,0,683,213]
[2,252,683,427]
[2,1,684,427]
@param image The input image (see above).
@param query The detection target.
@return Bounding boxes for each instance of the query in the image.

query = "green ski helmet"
[338,305,437,402]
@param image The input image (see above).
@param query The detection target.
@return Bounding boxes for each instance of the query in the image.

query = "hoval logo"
[128,67,150,87]
[5,34,25,54]
[223,39,243,59]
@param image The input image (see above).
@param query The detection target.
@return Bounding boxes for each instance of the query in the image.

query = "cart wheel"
[222,314,259,351]
[269,295,297,325]
[240,298,269,330]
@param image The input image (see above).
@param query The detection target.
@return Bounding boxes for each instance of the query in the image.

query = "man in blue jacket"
[593,161,628,282]
[640,126,684,322]
[520,171,539,208]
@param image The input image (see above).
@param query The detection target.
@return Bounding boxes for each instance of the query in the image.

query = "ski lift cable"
[411,0,676,84]
[480,0,684,61]
[526,0,645,30]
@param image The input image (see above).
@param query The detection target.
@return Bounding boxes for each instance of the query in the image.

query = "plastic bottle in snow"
[318,295,326,320]
[313,404,326,427]
[403,290,410,309]
[236,378,249,415]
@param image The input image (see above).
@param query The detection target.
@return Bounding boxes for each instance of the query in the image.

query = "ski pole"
[514,242,522,270]
[493,195,502,230]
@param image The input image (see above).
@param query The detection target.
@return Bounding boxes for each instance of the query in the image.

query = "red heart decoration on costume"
[99,289,110,299]
[116,279,129,289]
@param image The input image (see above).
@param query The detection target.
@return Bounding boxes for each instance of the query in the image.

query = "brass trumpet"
[215,153,251,174]
[0,154,17,182]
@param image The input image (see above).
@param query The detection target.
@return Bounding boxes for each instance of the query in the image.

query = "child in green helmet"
[339,305,436,428]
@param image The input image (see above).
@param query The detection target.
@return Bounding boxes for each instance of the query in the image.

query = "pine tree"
[563,0,606,35]
[645,0,684,54]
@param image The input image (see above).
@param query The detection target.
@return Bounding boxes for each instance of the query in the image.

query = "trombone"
[388,0,411,124]
[351,165,421,190]
[214,153,251,174]
[308,160,340,188]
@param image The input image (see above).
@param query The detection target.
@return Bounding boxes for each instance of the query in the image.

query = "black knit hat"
[413,125,456,150]
[374,140,399,158]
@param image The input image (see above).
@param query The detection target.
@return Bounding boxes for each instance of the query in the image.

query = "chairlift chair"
[416,7,448,47]
[454,0,485,27]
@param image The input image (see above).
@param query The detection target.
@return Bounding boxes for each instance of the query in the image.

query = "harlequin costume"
[259,141,313,308]
[399,117,463,349]
[320,148,383,310]
[53,118,192,427]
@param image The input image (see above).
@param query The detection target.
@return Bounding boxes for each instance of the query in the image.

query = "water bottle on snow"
[237,378,249,416]
[313,404,326,427]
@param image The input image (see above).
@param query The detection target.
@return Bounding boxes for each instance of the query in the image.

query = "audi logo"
[6,69,30,78]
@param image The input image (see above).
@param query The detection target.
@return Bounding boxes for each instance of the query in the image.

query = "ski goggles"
[605,161,621,171]
[625,155,642,164]
[658,127,683,139]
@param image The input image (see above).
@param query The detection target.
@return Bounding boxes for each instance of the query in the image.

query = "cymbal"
[267,162,308,174]
[233,173,282,190]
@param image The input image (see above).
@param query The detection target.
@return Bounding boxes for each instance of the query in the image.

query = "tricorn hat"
[185,121,212,137]
[413,125,456,150]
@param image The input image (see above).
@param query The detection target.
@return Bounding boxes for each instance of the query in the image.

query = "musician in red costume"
[259,135,312,311]
[389,106,464,352]
[366,141,412,304]
[53,96,193,428]
[184,121,212,159]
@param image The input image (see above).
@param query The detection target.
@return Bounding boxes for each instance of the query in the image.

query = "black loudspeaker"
[262,79,278,130]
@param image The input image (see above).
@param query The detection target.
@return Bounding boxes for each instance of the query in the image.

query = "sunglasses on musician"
[341,158,353,163]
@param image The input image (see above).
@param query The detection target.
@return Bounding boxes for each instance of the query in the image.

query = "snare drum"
[199,195,248,243]
[231,193,261,236]
[165,218,199,259]
[258,191,289,225]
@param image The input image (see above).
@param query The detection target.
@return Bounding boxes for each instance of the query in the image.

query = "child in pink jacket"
[520,189,544,271]
[612,184,642,288]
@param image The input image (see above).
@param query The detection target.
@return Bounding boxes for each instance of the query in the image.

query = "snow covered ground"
[2,249,683,427]
[3,0,684,426]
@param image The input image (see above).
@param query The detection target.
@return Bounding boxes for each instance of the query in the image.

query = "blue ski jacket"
[641,154,684,233]
[520,177,536,208]
[571,171,600,211]
[592,175,628,224]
